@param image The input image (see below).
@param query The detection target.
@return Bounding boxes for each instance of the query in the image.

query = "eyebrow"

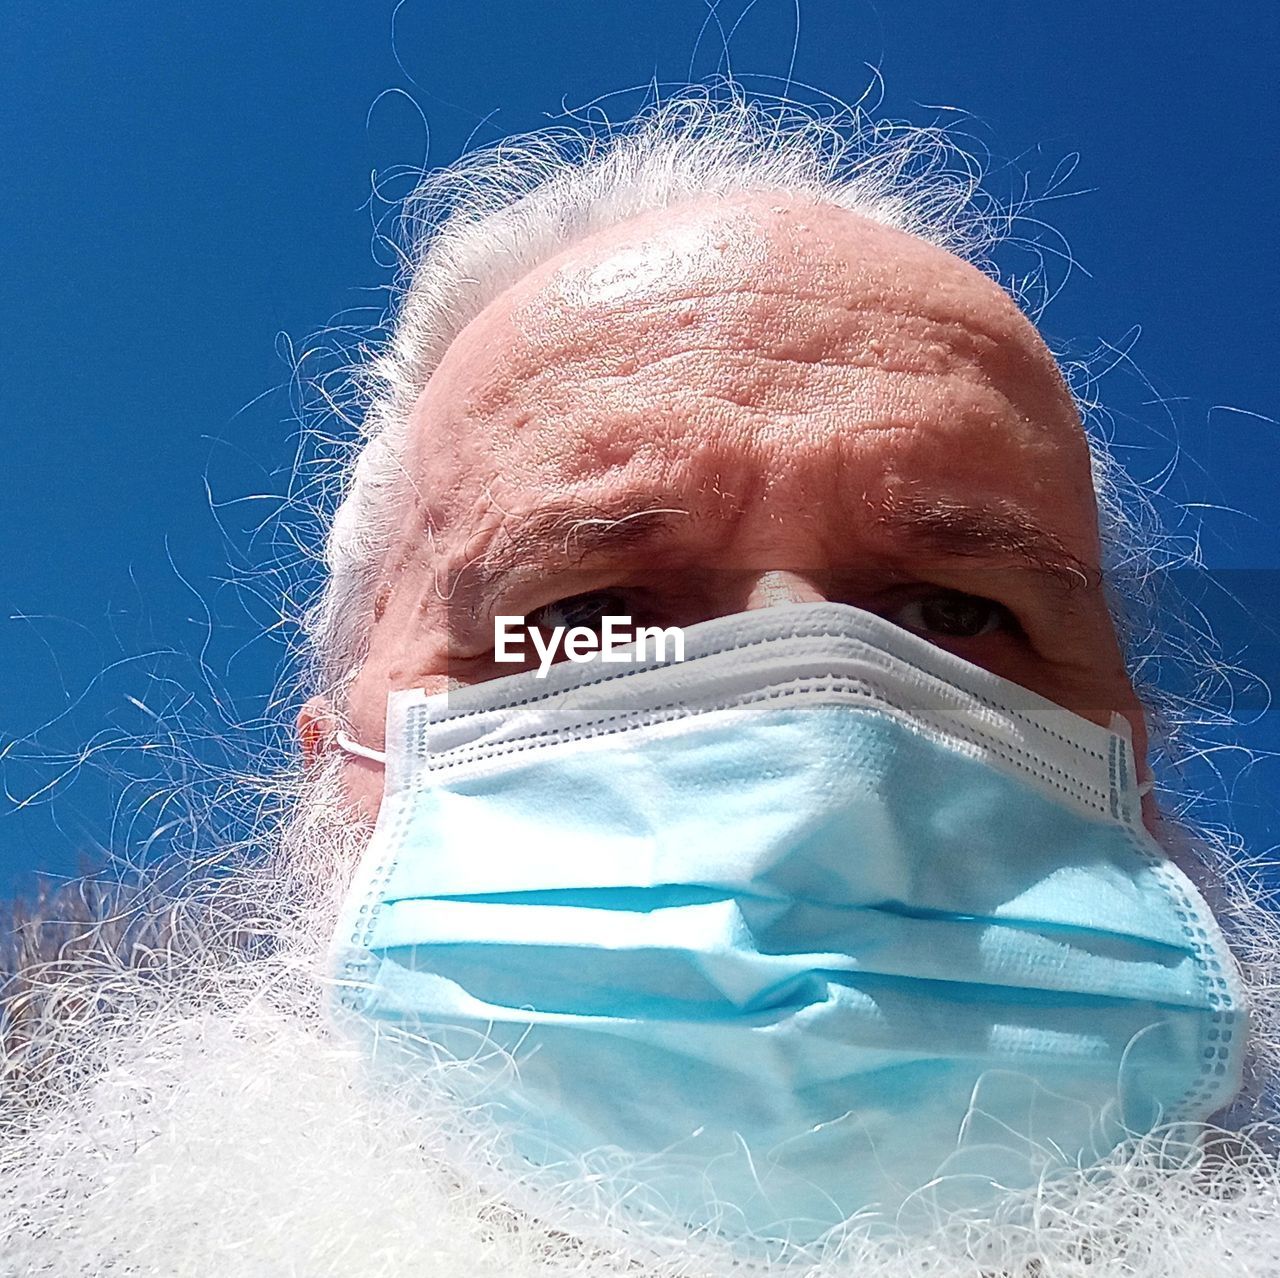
[442,505,696,619]
[874,494,1099,591]
[491,505,695,561]
[442,493,1097,622]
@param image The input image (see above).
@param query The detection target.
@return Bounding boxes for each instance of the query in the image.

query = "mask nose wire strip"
[334,730,389,765]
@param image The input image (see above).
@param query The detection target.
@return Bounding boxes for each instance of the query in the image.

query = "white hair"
[290,81,1269,1105]
[307,89,1040,702]
[297,93,1280,1074]
[4,763,1279,1275]
[6,88,1280,1276]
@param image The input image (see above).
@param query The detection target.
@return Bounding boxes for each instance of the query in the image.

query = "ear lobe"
[297,696,335,767]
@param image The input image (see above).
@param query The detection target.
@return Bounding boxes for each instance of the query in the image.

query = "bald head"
[406,194,1094,535]
[310,194,1146,821]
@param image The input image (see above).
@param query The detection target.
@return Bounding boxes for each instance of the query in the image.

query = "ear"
[297,696,335,768]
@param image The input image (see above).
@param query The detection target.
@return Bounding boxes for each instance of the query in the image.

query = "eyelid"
[889,592,1011,636]
[884,576,1032,614]
[527,587,631,629]
[461,572,612,638]
[860,583,1024,645]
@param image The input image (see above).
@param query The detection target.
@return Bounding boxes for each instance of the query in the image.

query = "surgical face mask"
[329,603,1246,1250]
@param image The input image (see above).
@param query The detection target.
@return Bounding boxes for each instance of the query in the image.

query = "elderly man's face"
[326,193,1147,821]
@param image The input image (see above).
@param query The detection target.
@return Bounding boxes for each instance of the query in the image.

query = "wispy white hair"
[4,765,1279,1276]
[301,85,1246,865]
[6,85,1280,1277]
[309,88,1056,703]
[288,81,1270,1107]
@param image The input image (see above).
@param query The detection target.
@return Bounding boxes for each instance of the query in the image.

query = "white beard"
[3,764,1279,1276]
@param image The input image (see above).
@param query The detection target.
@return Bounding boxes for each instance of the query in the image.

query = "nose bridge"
[743,570,830,611]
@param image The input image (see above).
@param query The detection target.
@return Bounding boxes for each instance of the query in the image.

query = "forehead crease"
[524,280,1025,359]
[429,208,1066,424]
[485,218,1022,364]
[459,295,1069,461]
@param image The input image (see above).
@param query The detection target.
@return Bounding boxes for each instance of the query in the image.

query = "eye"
[526,589,631,634]
[890,590,1014,640]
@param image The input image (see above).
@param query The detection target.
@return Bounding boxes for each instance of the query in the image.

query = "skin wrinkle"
[498,217,1060,424]
[492,313,1051,436]
[301,192,1149,830]
[538,294,1041,379]
[10,112,1279,1273]
[436,499,1094,654]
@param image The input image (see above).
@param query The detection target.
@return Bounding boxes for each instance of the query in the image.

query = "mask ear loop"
[1109,711,1156,801]
[334,730,388,766]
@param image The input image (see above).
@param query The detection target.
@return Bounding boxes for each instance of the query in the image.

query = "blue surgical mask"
[329,603,1246,1249]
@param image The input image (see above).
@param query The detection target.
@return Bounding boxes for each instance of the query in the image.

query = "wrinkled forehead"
[405,192,1096,561]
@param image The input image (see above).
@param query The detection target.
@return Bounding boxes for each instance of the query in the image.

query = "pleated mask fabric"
[329,603,1246,1249]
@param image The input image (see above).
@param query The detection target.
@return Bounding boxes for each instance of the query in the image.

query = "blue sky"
[2,2,1278,897]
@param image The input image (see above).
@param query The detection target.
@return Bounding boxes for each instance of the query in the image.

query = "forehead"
[403,193,1098,566]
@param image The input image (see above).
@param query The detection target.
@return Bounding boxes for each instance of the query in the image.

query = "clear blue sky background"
[2,2,1277,898]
